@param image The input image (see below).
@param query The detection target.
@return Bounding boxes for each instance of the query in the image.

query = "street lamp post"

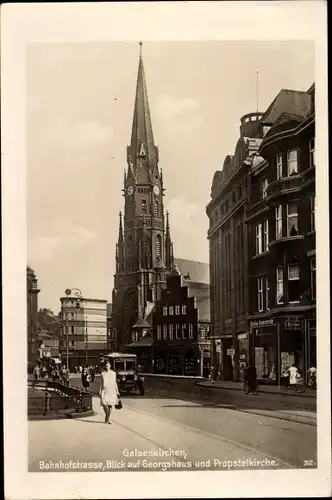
[64,288,82,370]
[85,316,88,367]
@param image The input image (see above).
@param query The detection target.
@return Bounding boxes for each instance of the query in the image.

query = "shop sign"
[227,348,235,356]
[250,319,275,328]
[284,316,302,331]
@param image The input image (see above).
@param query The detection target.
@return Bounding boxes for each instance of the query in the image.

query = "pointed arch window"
[141,199,147,214]
[127,234,134,255]
[154,200,159,217]
[156,235,162,260]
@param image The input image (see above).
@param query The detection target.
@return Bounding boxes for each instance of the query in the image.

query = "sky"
[27,41,314,313]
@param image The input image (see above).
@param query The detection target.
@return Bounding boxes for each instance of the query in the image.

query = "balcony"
[269,235,304,248]
[267,175,303,199]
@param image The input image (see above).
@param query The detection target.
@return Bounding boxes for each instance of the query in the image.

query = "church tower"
[112,43,174,350]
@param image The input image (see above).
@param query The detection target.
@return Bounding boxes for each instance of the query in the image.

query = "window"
[175,305,180,315]
[276,267,284,304]
[255,224,262,254]
[169,324,174,340]
[71,326,74,334]
[287,203,298,236]
[182,305,187,315]
[265,276,270,310]
[157,325,162,340]
[163,306,168,316]
[188,323,194,339]
[261,178,268,199]
[71,341,75,347]
[309,138,315,168]
[141,199,147,214]
[169,306,174,316]
[310,196,315,231]
[175,324,181,339]
[288,264,300,303]
[275,205,283,239]
[257,277,264,312]
[311,257,316,300]
[276,153,283,179]
[156,235,162,259]
[287,149,298,176]
[154,201,159,217]
[163,324,168,340]
[182,324,187,339]
[263,219,269,252]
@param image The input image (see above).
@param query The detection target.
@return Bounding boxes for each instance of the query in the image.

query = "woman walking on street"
[99,360,120,424]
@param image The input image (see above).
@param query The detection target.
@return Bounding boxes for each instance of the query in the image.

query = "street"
[28,376,316,472]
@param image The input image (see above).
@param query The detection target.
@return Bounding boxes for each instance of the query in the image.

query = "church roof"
[174,258,209,284]
[129,44,157,165]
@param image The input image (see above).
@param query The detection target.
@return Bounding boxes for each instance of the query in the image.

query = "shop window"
[169,306,174,315]
[311,257,316,300]
[169,324,174,340]
[163,324,168,340]
[188,323,194,339]
[276,153,283,179]
[157,325,162,340]
[276,267,284,304]
[182,305,187,314]
[175,305,180,315]
[141,199,147,214]
[309,138,315,168]
[255,223,262,254]
[288,264,300,303]
[163,306,168,316]
[263,219,269,251]
[275,205,283,239]
[261,178,268,199]
[310,196,315,231]
[287,149,298,176]
[287,203,298,236]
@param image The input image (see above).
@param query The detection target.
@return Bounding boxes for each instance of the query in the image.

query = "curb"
[237,408,316,427]
[195,381,316,399]
[28,409,95,421]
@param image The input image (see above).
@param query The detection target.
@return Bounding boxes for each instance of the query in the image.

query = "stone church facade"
[112,45,175,350]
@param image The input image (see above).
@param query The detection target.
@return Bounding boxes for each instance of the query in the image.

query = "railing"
[28,380,93,417]
[267,175,303,197]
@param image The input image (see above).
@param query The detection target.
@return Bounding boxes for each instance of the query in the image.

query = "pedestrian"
[61,365,69,386]
[81,367,90,392]
[246,364,257,394]
[99,360,120,424]
[32,363,40,390]
[209,365,216,384]
[307,365,317,389]
[90,365,95,383]
[242,362,248,392]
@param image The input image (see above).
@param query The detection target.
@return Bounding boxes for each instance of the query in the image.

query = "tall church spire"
[127,42,158,169]
[116,211,124,271]
[165,211,174,270]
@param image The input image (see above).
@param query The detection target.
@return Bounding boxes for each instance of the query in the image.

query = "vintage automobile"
[100,352,145,395]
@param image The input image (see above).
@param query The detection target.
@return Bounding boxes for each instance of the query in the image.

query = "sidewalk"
[196,380,316,398]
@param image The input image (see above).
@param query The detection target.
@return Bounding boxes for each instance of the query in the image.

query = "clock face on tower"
[127,186,134,195]
[153,185,160,195]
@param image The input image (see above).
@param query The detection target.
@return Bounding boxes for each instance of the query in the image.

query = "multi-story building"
[36,308,61,359]
[207,83,315,384]
[27,266,40,364]
[247,84,315,384]
[206,112,263,381]
[60,294,107,369]
[152,272,200,376]
[111,44,175,350]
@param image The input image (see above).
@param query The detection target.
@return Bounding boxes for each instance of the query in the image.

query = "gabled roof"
[261,89,311,125]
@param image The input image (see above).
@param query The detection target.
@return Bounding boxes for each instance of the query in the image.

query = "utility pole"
[85,316,88,366]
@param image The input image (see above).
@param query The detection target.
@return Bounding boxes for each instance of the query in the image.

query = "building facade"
[36,308,61,358]
[112,45,174,351]
[247,84,315,384]
[152,273,201,376]
[60,294,107,369]
[206,112,263,381]
[27,266,40,364]
[207,84,316,384]
[106,303,117,352]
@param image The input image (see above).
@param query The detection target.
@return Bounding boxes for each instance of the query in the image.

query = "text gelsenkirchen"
[123,448,188,460]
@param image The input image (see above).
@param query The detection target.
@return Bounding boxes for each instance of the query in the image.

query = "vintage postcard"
[2,1,330,499]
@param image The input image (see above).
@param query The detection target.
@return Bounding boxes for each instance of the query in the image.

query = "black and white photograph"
[2,2,330,499]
